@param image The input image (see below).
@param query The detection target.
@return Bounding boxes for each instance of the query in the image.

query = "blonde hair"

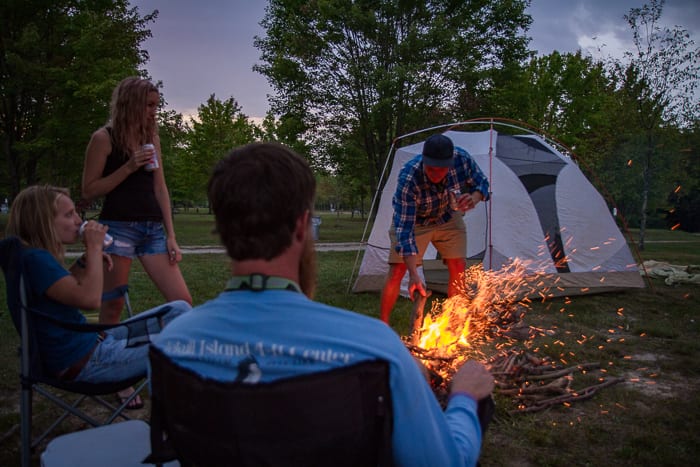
[108,77,159,157]
[5,185,71,261]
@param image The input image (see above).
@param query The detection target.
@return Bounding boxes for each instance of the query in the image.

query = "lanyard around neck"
[225,274,301,293]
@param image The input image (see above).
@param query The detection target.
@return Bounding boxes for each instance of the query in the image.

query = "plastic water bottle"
[79,221,113,248]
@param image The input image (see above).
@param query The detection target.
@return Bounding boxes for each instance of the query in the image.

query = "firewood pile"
[487,349,625,413]
[407,285,624,414]
[409,344,624,414]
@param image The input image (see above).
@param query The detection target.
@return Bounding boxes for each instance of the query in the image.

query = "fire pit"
[405,263,623,413]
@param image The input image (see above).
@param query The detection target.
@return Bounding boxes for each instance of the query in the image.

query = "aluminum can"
[79,221,113,248]
[448,188,461,211]
[143,143,159,171]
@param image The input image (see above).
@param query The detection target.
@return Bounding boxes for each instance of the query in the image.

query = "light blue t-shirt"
[154,283,483,467]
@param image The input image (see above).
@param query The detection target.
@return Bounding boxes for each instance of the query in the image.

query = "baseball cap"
[422,134,454,167]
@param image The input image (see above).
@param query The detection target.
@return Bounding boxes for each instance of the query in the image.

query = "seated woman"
[5,185,191,408]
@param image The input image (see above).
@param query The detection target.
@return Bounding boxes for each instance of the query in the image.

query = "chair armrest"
[27,304,172,333]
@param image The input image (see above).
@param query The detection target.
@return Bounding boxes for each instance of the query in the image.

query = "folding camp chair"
[146,345,394,467]
[0,236,171,467]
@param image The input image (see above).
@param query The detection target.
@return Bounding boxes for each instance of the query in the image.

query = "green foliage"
[665,124,700,232]
[621,0,700,128]
[183,95,259,204]
[157,108,197,205]
[0,0,156,200]
[491,51,613,152]
[255,0,532,194]
[607,0,700,245]
[1,0,698,240]
[486,1,700,235]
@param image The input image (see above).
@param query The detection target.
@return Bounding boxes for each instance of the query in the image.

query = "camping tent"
[352,122,645,297]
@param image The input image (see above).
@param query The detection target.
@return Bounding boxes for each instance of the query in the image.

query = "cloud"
[529,0,698,62]
[566,2,631,58]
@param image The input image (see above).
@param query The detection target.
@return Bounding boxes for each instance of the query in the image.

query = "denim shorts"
[101,220,167,258]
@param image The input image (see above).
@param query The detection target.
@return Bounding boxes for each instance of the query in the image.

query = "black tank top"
[98,128,162,221]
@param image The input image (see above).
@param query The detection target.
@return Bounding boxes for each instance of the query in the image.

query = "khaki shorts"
[388,214,466,265]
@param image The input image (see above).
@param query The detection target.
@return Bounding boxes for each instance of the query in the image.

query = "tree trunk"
[638,144,653,251]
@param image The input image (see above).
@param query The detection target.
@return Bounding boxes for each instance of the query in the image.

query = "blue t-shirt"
[23,248,97,374]
[154,284,483,467]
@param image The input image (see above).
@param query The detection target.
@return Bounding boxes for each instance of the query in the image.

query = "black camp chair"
[0,236,171,467]
[146,345,394,467]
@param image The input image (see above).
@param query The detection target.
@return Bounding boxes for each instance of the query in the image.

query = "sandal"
[116,388,144,410]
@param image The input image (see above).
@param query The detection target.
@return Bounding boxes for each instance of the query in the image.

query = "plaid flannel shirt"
[392,146,490,257]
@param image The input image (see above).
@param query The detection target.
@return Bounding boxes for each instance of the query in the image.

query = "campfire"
[405,262,623,413]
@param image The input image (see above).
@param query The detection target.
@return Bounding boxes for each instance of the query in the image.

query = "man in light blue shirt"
[153,142,494,467]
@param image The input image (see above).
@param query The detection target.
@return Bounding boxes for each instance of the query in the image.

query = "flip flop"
[117,392,144,410]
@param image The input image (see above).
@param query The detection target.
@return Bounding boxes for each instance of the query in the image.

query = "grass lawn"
[1,211,699,466]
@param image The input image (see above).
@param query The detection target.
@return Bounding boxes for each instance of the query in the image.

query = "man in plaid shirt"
[380,134,490,324]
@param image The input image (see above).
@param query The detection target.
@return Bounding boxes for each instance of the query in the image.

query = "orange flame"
[410,229,636,383]
[414,260,553,375]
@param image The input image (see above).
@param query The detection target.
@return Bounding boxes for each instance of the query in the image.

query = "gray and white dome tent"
[350,119,645,298]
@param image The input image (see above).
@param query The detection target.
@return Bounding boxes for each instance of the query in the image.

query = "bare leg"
[139,253,193,304]
[100,255,132,324]
[379,263,407,324]
[445,258,466,297]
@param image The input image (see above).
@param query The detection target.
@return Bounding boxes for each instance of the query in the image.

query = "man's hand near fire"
[405,255,427,299]
[449,360,495,401]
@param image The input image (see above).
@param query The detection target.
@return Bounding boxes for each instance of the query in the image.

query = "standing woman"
[82,77,192,325]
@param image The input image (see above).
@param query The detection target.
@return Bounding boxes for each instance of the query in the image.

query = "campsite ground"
[1,212,699,466]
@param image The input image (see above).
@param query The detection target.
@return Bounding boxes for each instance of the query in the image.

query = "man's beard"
[299,231,317,299]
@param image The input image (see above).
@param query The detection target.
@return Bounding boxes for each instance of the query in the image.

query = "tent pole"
[487,118,494,271]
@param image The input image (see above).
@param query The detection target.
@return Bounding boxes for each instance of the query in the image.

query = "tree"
[157,107,194,207]
[256,111,284,142]
[490,51,615,152]
[612,0,699,249]
[665,124,700,232]
[186,95,259,206]
[0,0,156,200]
[255,0,532,197]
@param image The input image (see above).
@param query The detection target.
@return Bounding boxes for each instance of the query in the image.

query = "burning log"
[410,290,432,346]
[405,343,455,363]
